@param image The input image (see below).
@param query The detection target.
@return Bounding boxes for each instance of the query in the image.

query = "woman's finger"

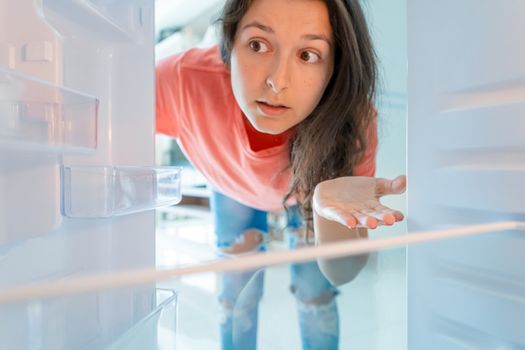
[374,204,405,222]
[375,175,406,197]
[354,211,379,229]
[318,206,360,229]
[372,205,404,225]
[345,215,359,229]
[392,210,404,221]
[358,208,385,224]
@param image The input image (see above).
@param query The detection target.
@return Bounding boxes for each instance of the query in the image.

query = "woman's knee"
[292,288,340,339]
[218,228,265,254]
[290,282,339,309]
[218,269,265,330]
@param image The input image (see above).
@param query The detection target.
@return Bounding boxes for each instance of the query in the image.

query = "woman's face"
[230,0,334,135]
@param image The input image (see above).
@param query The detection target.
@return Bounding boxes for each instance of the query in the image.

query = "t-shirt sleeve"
[155,54,183,138]
[353,109,378,177]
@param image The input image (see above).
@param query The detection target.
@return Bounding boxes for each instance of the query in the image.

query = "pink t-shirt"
[156,46,377,211]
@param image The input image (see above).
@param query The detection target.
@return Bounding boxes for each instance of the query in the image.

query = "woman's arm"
[312,175,406,286]
[314,214,369,286]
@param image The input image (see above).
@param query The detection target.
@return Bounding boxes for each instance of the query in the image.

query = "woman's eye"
[299,50,321,63]
[248,40,269,53]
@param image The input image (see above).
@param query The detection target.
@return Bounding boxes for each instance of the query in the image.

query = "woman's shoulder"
[160,45,228,75]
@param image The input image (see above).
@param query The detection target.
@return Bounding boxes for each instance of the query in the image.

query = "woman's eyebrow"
[241,21,332,47]
[241,21,274,33]
[302,34,332,47]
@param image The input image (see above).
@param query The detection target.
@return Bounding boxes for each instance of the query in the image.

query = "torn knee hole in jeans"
[219,299,258,331]
[291,286,338,308]
[220,229,265,254]
[292,290,340,336]
[219,300,234,324]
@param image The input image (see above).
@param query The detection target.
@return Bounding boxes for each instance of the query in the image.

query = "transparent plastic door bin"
[0,67,98,153]
[62,166,182,218]
[107,288,178,350]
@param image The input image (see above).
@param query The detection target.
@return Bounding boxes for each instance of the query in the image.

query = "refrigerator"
[1,0,525,349]
[0,0,181,348]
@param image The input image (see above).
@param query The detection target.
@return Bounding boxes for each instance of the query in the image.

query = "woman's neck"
[242,116,293,152]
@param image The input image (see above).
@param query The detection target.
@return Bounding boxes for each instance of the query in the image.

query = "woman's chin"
[250,118,291,135]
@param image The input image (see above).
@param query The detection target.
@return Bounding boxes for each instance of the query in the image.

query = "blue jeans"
[211,191,339,350]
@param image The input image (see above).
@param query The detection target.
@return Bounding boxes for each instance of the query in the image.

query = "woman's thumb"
[391,175,406,194]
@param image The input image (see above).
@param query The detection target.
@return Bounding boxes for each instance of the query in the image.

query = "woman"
[156,0,406,348]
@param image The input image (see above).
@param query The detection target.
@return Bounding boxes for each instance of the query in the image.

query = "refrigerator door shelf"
[106,288,177,350]
[0,67,98,154]
[42,0,148,43]
[62,165,182,218]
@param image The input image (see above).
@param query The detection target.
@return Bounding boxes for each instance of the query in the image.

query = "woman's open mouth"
[256,100,290,116]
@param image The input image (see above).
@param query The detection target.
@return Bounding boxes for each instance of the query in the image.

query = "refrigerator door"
[407,0,525,348]
[0,1,179,348]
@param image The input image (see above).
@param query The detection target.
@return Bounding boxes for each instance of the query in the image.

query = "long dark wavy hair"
[218,0,377,232]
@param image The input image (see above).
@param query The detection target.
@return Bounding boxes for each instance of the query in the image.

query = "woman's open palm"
[313,175,406,229]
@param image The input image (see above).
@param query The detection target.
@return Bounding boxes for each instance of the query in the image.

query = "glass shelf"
[62,165,182,218]
[107,288,177,350]
[0,223,523,349]
[0,67,98,153]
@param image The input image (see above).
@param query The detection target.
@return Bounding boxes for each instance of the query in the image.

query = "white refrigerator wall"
[408,0,525,348]
[0,1,158,349]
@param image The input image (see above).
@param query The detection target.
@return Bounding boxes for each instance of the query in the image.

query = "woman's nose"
[266,57,290,93]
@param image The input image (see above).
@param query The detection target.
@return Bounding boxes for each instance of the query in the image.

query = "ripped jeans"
[211,191,339,350]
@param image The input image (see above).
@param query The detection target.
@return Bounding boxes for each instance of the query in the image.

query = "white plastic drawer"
[62,165,182,218]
